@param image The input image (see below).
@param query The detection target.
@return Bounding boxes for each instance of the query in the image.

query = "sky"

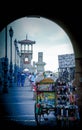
[8,16,74,72]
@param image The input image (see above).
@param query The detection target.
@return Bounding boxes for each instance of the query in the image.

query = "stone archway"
[0,10,82,121]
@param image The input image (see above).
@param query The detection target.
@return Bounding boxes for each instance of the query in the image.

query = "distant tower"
[36,52,46,73]
[18,35,36,72]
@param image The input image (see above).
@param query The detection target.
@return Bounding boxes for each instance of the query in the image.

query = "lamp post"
[3,26,8,93]
[14,39,17,82]
[9,26,13,87]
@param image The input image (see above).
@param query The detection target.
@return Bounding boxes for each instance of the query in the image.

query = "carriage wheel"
[34,103,42,125]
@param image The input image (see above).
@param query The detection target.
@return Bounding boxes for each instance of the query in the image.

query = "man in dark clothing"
[17,72,21,87]
[21,72,26,87]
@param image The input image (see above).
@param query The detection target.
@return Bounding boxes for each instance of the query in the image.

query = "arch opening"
[0,15,81,128]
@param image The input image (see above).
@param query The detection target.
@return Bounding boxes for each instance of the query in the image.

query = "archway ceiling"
[0,5,81,44]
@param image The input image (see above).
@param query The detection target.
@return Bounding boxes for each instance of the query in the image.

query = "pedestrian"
[17,72,21,87]
[21,72,26,87]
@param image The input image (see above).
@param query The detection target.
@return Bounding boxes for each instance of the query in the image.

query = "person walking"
[17,72,21,87]
[21,72,26,87]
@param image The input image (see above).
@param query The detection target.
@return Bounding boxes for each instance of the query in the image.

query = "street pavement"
[0,78,37,129]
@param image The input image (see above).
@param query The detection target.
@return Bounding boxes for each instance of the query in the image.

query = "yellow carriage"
[34,77,56,125]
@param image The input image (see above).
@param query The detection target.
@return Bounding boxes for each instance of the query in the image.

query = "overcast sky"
[8,16,74,72]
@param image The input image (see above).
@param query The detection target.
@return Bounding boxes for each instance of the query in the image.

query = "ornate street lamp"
[3,26,8,93]
[14,39,17,82]
[9,26,14,87]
